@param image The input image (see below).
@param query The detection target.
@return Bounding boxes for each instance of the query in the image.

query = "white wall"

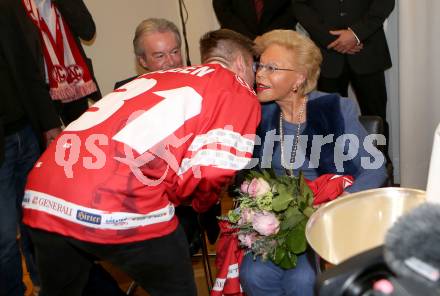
[178,0,220,66]
[385,7,400,184]
[399,0,440,189]
[83,0,219,95]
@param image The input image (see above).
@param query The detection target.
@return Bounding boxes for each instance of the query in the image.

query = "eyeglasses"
[253,62,297,74]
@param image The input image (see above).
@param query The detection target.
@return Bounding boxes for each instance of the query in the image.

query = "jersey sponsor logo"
[103,217,128,226]
[124,211,167,222]
[23,190,176,230]
[25,193,73,217]
[76,210,102,225]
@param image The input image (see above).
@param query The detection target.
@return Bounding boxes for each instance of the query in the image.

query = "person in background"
[213,0,296,40]
[23,0,101,126]
[239,29,387,296]
[20,1,124,295]
[0,0,61,295]
[114,18,184,89]
[115,18,219,255]
[23,29,261,296]
[293,0,395,161]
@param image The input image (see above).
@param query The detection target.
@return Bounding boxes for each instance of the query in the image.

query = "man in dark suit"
[293,0,395,152]
[114,18,184,89]
[213,0,296,40]
[0,1,61,294]
[1,2,125,295]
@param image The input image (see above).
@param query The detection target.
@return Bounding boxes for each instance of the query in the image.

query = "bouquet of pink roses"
[223,170,315,269]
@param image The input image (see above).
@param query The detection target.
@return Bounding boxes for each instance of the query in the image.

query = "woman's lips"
[256,84,270,92]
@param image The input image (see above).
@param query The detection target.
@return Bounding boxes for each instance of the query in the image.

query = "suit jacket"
[213,0,296,40]
[114,75,137,90]
[0,0,61,163]
[293,0,394,78]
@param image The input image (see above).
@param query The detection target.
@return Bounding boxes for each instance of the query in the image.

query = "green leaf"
[279,251,298,269]
[286,222,307,254]
[298,200,307,211]
[273,245,286,265]
[278,175,293,186]
[272,185,293,212]
[262,170,272,181]
[266,168,278,179]
[303,206,315,218]
[256,192,273,211]
[280,207,305,231]
[299,172,314,206]
[227,209,241,223]
[247,170,262,180]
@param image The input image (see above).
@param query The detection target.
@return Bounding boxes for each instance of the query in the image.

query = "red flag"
[306,174,354,205]
[211,221,245,296]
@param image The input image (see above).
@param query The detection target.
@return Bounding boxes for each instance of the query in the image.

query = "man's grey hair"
[133,18,181,57]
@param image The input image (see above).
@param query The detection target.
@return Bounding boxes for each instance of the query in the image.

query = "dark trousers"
[29,226,197,296]
[0,125,40,296]
[318,64,390,157]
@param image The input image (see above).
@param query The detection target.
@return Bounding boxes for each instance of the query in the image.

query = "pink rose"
[238,208,255,225]
[238,233,257,248]
[241,178,271,198]
[240,180,251,194]
[252,211,280,236]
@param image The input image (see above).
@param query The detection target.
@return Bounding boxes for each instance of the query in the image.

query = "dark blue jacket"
[253,91,387,192]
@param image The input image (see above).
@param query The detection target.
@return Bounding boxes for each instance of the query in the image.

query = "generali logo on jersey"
[23,193,73,217]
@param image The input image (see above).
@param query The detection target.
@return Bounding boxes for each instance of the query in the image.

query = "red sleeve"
[175,74,261,212]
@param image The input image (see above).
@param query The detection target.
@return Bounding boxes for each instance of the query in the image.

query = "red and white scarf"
[22,0,97,102]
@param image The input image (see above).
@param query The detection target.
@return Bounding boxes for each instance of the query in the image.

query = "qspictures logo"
[54,128,386,186]
[50,75,386,186]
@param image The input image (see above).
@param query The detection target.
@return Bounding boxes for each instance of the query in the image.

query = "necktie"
[254,0,264,22]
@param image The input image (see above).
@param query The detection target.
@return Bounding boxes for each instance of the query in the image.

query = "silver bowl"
[305,187,426,265]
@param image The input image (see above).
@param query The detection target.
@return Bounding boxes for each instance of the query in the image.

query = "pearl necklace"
[279,98,307,177]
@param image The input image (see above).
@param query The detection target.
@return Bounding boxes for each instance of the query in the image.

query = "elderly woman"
[239,30,387,295]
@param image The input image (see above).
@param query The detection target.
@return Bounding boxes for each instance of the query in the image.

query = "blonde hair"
[255,30,322,95]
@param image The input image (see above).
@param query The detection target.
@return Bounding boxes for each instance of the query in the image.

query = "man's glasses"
[253,62,297,74]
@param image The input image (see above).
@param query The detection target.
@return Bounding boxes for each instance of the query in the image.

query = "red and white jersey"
[23,64,261,244]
